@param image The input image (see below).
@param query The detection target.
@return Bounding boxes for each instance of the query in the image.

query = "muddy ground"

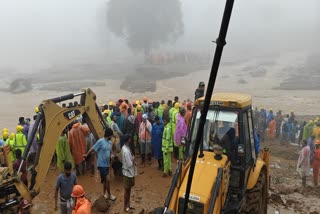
[30,140,320,214]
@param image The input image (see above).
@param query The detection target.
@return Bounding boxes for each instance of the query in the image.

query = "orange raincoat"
[69,123,87,165]
[72,197,91,214]
[268,119,276,139]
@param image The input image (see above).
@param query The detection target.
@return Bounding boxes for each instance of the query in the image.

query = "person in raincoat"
[297,140,310,187]
[69,121,87,176]
[103,110,112,127]
[313,140,320,187]
[139,114,152,166]
[5,133,16,162]
[152,116,164,170]
[56,130,74,172]
[71,185,92,214]
[170,103,180,160]
[15,125,27,156]
[162,117,173,177]
[267,116,276,141]
[303,120,314,141]
[174,108,187,160]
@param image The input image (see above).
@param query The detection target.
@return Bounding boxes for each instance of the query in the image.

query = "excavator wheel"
[240,168,268,214]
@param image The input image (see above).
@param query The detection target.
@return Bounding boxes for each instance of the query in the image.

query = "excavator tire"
[240,168,268,214]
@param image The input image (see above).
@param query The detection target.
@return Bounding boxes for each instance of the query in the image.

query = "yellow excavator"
[155,0,270,213]
[0,88,107,213]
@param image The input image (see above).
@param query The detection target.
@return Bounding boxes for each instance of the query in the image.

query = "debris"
[92,196,111,213]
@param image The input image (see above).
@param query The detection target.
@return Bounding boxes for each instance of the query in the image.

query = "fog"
[0,0,318,73]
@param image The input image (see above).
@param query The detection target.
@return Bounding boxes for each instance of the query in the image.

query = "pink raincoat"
[174,114,187,146]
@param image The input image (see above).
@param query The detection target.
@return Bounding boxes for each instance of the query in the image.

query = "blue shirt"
[0,139,4,146]
[93,138,112,167]
[55,173,77,200]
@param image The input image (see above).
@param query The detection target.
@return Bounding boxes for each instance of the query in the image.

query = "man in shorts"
[84,128,116,201]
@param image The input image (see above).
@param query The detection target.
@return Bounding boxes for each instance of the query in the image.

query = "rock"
[92,196,111,212]
[138,208,145,214]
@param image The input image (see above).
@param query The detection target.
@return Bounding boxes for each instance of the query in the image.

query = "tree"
[107,0,184,56]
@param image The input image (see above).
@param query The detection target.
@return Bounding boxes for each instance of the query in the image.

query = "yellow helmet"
[103,110,110,115]
[174,102,180,108]
[137,105,142,111]
[35,106,39,113]
[16,125,24,132]
[9,133,15,140]
[269,108,272,111]
[135,100,141,105]
[2,128,9,133]
[309,120,314,123]
[2,131,9,139]
[108,101,114,106]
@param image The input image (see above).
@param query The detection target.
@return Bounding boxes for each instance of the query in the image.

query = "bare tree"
[107,0,184,56]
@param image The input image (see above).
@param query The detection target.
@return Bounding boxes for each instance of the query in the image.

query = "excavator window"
[188,109,239,160]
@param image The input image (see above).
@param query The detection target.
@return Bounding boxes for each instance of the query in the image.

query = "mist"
[0,0,318,74]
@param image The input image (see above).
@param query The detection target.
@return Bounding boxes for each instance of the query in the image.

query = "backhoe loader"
[155,0,270,213]
[0,88,108,213]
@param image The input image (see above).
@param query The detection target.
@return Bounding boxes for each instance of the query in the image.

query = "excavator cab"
[159,93,270,214]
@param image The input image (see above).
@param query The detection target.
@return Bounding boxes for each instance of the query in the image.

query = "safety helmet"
[136,100,141,105]
[103,110,110,115]
[16,125,24,132]
[71,185,85,198]
[174,102,180,108]
[2,131,9,139]
[290,110,294,113]
[143,96,148,101]
[269,108,272,111]
[35,107,39,114]
[10,133,15,140]
[2,128,9,133]
[108,101,114,106]
[137,105,142,111]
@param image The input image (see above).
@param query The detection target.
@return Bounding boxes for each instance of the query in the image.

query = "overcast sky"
[0,0,318,72]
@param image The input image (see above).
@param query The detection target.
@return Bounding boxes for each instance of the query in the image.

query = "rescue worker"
[163,100,172,122]
[162,118,173,177]
[103,110,112,127]
[170,103,180,160]
[55,161,77,214]
[297,140,310,187]
[68,121,87,176]
[108,101,115,114]
[155,101,164,119]
[152,116,164,170]
[134,105,143,155]
[2,131,9,142]
[141,97,149,113]
[139,114,152,166]
[84,128,117,201]
[313,140,320,187]
[56,130,74,172]
[313,121,320,140]
[303,120,314,141]
[71,185,92,214]
[174,108,187,160]
[15,125,27,156]
[267,116,276,141]
[121,135,136,212]
[5,133,16,162]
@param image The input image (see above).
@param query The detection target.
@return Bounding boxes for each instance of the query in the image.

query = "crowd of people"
[253,106,320,187]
